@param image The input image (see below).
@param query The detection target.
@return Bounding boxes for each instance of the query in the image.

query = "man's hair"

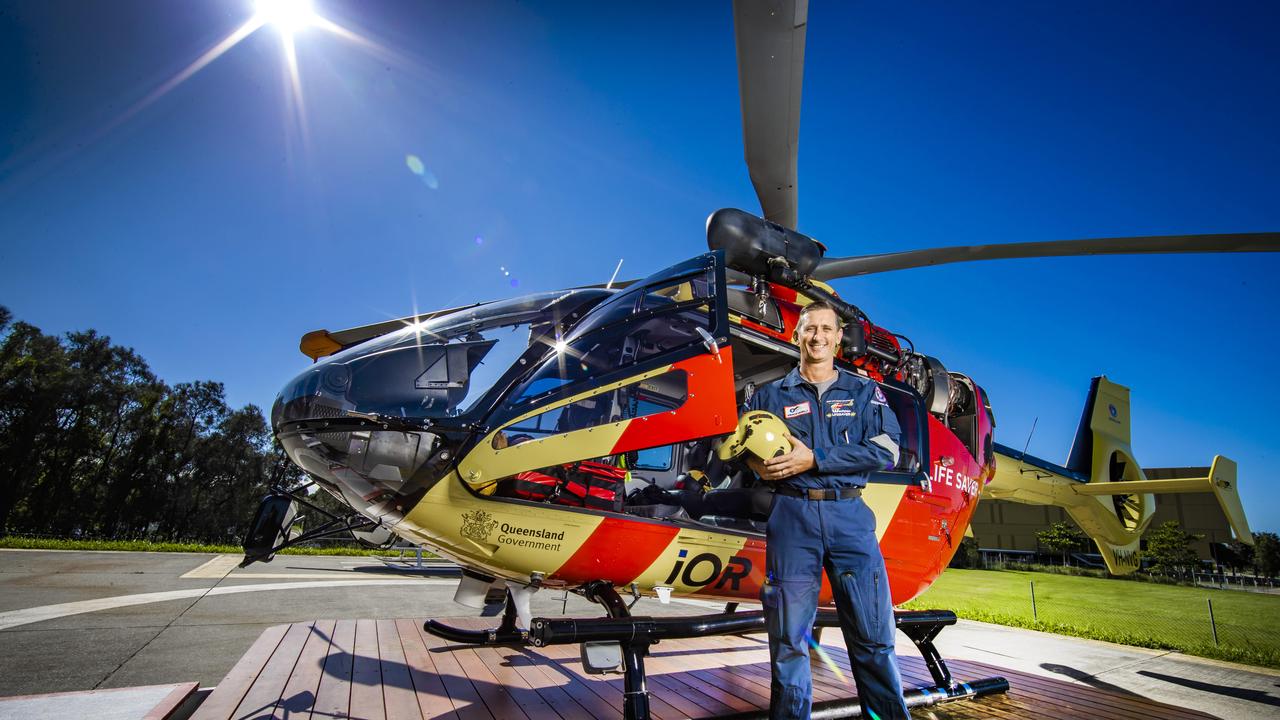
[796,300,841,331]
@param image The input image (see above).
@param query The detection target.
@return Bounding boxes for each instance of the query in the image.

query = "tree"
[0,307,283,543]
[1214,538,1254,575]
[1142,520,1202,578]
[1036,521,1087,566]
[1254,532,1280,580]
[948,536,981,569]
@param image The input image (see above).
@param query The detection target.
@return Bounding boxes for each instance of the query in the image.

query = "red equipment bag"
[506,470,561,502]
[555,460,626,512]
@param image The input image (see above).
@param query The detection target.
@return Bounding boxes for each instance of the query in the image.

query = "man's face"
[796,307,842,365]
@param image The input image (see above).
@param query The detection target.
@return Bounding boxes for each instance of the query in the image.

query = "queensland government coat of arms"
[460,509,497,542]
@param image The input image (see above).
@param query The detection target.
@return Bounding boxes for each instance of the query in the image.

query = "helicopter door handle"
[695,327,722,363]
[906,486,952,508]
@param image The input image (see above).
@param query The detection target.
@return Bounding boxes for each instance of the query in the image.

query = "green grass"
[902,568,1280,669]
[0,536,417,557]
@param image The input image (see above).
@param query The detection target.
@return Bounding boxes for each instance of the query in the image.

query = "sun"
[255,0,318,35]
[75,0,388,166]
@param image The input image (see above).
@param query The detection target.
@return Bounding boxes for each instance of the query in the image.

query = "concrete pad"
[899,618,1280,720]
[0,682,196,720]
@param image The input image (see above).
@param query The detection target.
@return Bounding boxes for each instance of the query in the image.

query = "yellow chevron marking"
[864,483,909,541]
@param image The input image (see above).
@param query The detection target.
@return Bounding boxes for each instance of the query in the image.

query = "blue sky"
[2,1,1278,532]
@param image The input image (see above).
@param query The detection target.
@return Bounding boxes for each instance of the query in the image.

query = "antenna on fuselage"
[607,259,624,289]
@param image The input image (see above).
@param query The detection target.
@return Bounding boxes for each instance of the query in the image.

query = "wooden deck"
[191,617,1218,720]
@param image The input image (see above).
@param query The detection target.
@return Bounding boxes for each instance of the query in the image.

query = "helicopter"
[241,2,1276,717]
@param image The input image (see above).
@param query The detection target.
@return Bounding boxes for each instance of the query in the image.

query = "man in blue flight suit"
[745,301,911,720]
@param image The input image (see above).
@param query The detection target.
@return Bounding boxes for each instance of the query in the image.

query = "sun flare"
[254,0,317,35]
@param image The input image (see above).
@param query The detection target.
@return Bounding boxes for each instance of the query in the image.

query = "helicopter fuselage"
[271,251,994,606]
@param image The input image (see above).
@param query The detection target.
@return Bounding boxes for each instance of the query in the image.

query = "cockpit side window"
[502,269,715,415]
[493,370,689,448]
[570,269,715,340]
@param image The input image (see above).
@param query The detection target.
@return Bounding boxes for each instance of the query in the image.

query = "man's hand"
[755,434,816,482]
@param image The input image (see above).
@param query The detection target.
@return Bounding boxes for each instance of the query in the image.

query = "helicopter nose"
[272,362,440,523]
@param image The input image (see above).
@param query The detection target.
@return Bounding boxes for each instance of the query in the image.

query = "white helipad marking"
[182,554,241,578]
[181,554,451,580]
[0,579,456,631]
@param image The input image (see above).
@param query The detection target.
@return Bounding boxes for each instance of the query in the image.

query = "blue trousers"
[761,494,911,719]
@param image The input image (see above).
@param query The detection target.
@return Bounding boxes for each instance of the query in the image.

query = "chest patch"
[872,387,889,406]
[826,399,857,417]
[784,402,811,418]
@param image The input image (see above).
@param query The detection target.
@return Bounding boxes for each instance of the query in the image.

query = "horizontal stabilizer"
[1071,456,1251,543]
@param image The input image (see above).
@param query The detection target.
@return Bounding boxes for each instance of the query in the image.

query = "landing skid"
[424,588,529,645]
[423,583,1008,720]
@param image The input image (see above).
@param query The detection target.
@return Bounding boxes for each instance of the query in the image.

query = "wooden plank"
[655,630,773,702]
[686,633,776,710]
[271,619,337,719]
[815,641,1218,720]
[720,652,846,705]
[691,664,772,710]
[194,619,1228,720]
[229,621,315,720]
[648,673,736,717]
[473,646,563,720]
[643,637,758,716]
[190,622,290,720]
[513,647,623,720]
[408,620,495,719]
[525,638,685,720]
[394,618,464,720]
[311,619,356,720]
[350,619,387,720]
[664,667,757,714]
[448,645,532,720]
[376,619,423,720]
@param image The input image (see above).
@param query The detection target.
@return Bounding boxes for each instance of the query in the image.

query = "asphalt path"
[1,549,1277,720]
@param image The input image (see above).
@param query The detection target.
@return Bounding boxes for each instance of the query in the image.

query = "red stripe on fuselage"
[610,349,738,456]
[552,516,679,585]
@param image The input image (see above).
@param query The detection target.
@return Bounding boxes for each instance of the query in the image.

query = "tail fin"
[1064,377,1101,476]
[988,376,1253,575]
[1052,377,1150,572]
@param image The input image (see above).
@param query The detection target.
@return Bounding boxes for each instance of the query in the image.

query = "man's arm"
[812,388,901,474]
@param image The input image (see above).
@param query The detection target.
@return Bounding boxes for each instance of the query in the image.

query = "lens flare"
[805,632,850,686]
[404,154,439,188]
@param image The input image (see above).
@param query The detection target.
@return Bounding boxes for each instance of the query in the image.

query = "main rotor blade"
[733,0,807,230]
[812,232,1280,280]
